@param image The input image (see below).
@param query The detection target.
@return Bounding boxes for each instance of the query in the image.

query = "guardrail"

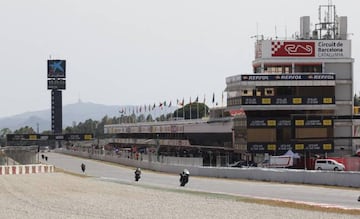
[56,149,360,188]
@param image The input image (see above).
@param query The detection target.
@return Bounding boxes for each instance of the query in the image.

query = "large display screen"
[47,79,66,90]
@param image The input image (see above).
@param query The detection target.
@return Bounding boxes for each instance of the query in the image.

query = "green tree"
[174,103,209,120]
[137,114,145,123]
[354,93,360,106]
[146,114,154,122]
[14,126,36,134]
[0,128,12,146]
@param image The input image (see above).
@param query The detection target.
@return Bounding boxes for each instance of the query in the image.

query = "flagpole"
[189,97,192,120]
[204,94,207,118]
[176,106,178,120]
[197,101,199,119]
[170,107,173,121]
[196,96,199,119]
[222,92,224,117]
[212,92,215,108]
[176,99,179,120]
[182,98,185,120]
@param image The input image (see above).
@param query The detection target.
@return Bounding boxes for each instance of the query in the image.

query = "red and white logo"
[271,41,315,57]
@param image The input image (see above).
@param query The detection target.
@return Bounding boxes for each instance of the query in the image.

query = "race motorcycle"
[134,168,141,181]
[179,169,190,186]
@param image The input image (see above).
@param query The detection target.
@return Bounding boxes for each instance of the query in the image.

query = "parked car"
[40,146,50,152]
[258,155,294,168]
[314,159,345,171]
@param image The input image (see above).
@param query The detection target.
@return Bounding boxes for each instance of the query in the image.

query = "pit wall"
[0,164,55,175]
[57,149,360,188]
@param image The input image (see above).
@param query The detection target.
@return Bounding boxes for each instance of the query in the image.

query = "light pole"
[156,134,160,162]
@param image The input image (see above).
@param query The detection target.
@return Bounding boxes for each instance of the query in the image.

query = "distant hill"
[0,101,176,132]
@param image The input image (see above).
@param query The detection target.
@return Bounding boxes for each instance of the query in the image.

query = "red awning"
[229,108,245,116]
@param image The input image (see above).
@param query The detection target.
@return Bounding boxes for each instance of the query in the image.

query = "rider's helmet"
[183,169,190,175]
[136,167,141,172]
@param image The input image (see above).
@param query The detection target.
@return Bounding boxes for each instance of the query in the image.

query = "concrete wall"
[57,149,360,188]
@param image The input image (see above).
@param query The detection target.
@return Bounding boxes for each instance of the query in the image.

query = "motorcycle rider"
[81,163,86,173]
[179,169,190,186]
[134,167,141,181]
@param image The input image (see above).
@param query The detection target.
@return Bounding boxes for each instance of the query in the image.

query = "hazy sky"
[0,0,358,118]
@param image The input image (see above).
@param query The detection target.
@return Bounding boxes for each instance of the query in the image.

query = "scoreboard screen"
[48,79,66,90]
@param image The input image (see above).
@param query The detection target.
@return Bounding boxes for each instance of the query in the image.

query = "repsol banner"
[247,141,334,153]
[241,73,335,81]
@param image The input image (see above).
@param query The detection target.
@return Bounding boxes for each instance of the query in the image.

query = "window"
[294,64,322,73]
[265,88,274,96]
[241,89,253,96]
[264,65,292,73]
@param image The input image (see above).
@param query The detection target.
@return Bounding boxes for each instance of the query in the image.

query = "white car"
[314,159,345,171]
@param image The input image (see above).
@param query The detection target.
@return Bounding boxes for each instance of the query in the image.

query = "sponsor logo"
[272,41,315,57]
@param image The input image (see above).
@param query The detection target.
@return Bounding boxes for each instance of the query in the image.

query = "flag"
[203,95,206,103]
[180,98,184,106]
[195,96,198,102]
[169,101,172,107]
[164,101,167,107]
[212,93,215,103]
[152,103,156,110]
[159,102,163,107]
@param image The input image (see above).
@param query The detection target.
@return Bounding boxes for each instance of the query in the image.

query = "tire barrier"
[0,164,54,175]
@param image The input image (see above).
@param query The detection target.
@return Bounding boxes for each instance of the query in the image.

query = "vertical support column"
[51,89,62,134]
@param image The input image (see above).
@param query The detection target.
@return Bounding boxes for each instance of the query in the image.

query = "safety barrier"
[58,149,360,188]
[0,164,54,175]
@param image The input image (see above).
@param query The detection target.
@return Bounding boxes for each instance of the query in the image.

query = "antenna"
[315,2,337,39]
[251,22,264,41]
[78,92,82,103]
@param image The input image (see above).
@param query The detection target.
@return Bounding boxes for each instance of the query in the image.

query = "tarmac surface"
[1,151,359,218]
[1,173,359,219]
[43,152,360,210]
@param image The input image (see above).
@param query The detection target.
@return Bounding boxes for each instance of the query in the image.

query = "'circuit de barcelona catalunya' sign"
[258,40,350,58]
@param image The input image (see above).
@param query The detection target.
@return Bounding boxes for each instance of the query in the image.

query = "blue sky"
[0,0,358,117]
